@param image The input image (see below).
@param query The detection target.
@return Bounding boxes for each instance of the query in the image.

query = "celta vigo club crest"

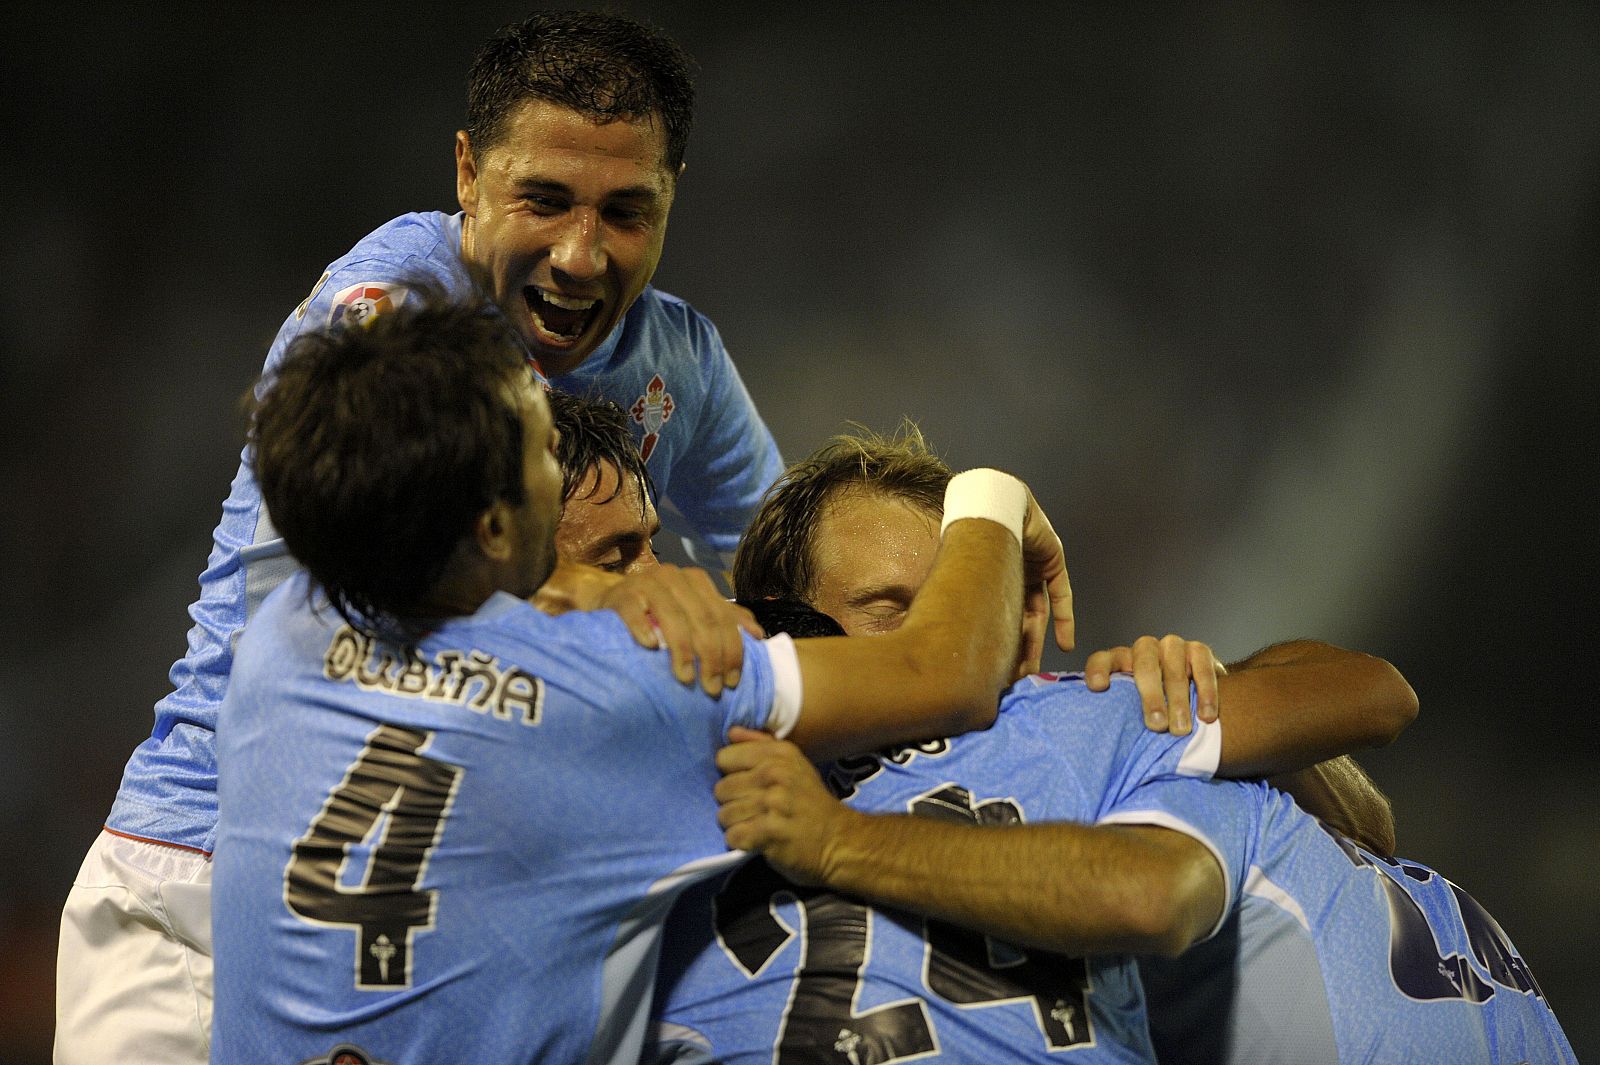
[629,373,675,462]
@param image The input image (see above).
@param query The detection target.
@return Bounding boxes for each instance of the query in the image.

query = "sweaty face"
[457,99,675,377]
[805,488,940,636]
[507,380,567,596]
[553,459,661,575]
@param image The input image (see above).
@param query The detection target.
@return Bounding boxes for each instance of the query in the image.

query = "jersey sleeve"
[1095,775,1263,942]
[1020,674,1221,822]
[657,312,783,565]
[644,630,792,747]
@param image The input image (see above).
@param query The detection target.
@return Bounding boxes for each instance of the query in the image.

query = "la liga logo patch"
[329,282,408,329]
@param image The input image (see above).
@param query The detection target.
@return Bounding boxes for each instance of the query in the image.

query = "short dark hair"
[466,10,695,173]
[732,423,952,604]
[547,389,656,509]
[737,598,846,641]
[251,298,532,639]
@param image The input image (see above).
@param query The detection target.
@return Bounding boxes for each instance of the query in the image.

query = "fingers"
[1158,634,1192,736]
[1115,633,1217,734]
[1047,567,1075,652]
[1189,641,1220,723]
[1130,636,1170,731]
[601,564,750,696]
[1020,492,1074,652]
[606,588,663,650]
[712,738,834,881]
[734,601,766,641]
[1015,583,1048,680]
[1083,646,1132,691]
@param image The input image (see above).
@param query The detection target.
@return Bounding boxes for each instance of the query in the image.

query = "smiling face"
[806,488,941,636]
[554,459,661,575]
[456,98,675,377]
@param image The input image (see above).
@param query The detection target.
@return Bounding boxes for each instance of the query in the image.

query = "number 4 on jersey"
[284,724,463,989]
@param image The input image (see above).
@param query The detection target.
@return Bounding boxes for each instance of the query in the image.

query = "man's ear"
[476,502,514,561]
[456,131,480,218]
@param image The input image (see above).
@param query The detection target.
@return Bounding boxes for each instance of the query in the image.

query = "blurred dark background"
[2,3,1595,1060]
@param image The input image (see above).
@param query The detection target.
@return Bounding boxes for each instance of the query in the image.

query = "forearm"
[1215,641,1418,777]
[819,813,1220,958]
[1269,755,1397,856]
[789,518,1019,760]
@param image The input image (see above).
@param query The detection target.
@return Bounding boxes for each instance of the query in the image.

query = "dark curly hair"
[251,297,532,640]
[548,389,656,508]
[466,10,696,173]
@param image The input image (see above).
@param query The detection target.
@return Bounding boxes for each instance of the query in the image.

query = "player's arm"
[717,734,1222,957]
[781,470,1074,763]
[1210,640,1417,778]
[1087,636,1410,849]
[533,558,762,697]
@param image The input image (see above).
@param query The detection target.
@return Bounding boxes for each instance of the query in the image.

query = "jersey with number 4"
[107,210,782,856]
[651,673,1232,1064]
[1138,777,1577,1065]
[211,571,792,1065]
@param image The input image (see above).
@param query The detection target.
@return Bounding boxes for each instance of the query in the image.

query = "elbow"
[1124,844,1223,958]
[1121,890,1206,959]
[1367,660,1419,747]
[920,676,999,738]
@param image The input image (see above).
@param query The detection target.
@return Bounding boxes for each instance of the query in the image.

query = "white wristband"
[940,468,1027,546]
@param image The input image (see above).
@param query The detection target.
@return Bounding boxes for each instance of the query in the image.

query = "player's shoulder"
[458,592,641,657]
[624,286,725,355]
[1002,670,1141,711]
[282,212,465,332]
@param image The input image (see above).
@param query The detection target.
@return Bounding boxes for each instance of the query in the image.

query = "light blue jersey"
[652,673,1229,1064]
[211,571,796,1065]
[107,211,782,854]
[1138,777,1577,1065]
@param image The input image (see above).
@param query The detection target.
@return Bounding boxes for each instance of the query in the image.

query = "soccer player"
[694,645,1574,1064]
[732,424,1399,846]
[58,13,782,1063]
[648,430,1572,1063]
[207,299,1072,1064]
[547,389,663,577]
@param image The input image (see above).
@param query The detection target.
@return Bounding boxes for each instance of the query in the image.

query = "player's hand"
[599,563,764,696]
[530,559,623,614]
[1021,486,1074,656]
[715,727,851,887]
[1084,634,1225,735]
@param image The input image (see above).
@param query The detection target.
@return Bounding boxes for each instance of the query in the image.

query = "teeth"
[536,290,598,310]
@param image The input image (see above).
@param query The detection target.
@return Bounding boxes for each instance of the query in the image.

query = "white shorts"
[55,829,213,1065]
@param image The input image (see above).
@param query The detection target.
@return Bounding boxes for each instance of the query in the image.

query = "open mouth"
[525,287,602,347]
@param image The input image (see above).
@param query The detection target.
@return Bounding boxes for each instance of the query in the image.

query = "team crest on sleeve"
[329,281,408,329]
[629,373,675,462]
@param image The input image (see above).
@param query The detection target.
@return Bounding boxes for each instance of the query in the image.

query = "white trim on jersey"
[1096,807,1237,943]
[761,633,801,739]
[1243,864,1312,931]
[1175,716,1222,777]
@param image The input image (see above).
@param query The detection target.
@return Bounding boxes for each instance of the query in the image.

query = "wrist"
[817,805,875,891]
[941,468,1026,545]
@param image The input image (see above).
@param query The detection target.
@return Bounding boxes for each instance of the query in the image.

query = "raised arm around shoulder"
[1214,641,1418,778]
